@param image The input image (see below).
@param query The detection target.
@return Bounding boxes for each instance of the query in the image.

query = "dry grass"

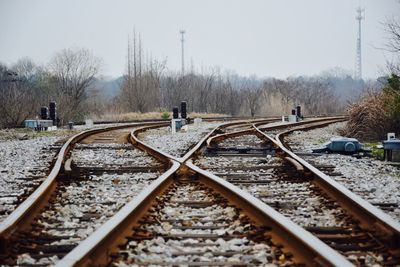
[90,112,228,122]
[339,92,391,141]
[188,112,228,118]
[0,128,80,141]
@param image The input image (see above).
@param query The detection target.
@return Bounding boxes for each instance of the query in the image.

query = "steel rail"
[257,116,346,131]
[274,118,347,150]
[0,121,167,249]
[57,118,354,267]
[130,122,178,163]
[217,117,279,129]
[174,118,279,164]
[130,117,280,164]
[254,125,400,250]
[206,117,345,148]
[202,117,400,260]
[51,116,276,128]
[57,161,181,267]
[179,118,278,163]
[255,115,346,127]
[186,161,352,267]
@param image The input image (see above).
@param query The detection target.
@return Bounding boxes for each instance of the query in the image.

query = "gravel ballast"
[287,122,400,222]
[138,122,220,157]
[0,136,60,222]
[9,140,162,265]
[112,183,298,266]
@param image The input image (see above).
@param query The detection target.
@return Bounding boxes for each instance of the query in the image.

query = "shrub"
[161,112,170,120]
[340,74,400,141]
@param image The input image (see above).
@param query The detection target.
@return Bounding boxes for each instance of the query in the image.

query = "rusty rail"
[57,118,353,267]
[0,122,166,248]
[57,162,181,266]
[273,130,400,242]
[206,116,345,148]
[252,124,400,251]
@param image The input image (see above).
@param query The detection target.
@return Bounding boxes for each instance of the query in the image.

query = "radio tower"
[355,7,364,80]
[180,30,185,76]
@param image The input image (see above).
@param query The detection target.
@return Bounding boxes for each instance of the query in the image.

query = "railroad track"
[1,117,399,266]
[52,118,350,266]
[0,123,169,265]
[107,181,304,266]
[283,123,400,220]
[0,138,61,222]
[195,118,400,266]
[0,119,277,265]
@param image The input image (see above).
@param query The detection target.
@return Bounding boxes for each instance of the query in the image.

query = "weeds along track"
[0,124,168,266]
[194,118,400,266]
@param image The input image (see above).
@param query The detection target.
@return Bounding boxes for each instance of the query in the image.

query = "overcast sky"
[0,0,399,79]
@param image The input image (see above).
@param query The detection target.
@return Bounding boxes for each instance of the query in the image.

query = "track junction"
[0,117,399,266]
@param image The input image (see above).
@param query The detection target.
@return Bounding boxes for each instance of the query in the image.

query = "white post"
[388,133,395,140]
[171,119,176,134]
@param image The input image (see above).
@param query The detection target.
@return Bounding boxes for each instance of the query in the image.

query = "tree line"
[1,36,357,128]
[0,48,101,127]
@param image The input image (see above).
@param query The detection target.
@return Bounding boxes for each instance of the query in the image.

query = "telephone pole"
[355,7,364,80]
[180,30,185,76]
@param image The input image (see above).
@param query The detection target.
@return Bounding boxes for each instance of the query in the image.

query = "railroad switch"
[312,137,369,155]
[175,165,197,182]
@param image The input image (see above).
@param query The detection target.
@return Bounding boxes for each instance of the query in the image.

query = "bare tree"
[385,18,400,53]
[49,48,101,121]
[120,32,166,113]
[268,78,298,113]
[384,16,400,76]
[0,59,44,127]
[241,78,263,117]
[296,79,339,115]
[196,73,215,112]
[223,80,241,116]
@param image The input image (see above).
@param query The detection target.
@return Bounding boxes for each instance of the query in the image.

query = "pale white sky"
[0,0,399,79]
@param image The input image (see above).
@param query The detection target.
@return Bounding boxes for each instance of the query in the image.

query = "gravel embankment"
[16,171,159,265]
[287,122,400,221]
[112,183,298,266]
[71,143,158,167]
[12,142,162,265]
[195,132,394,265]
[138,122,220,157]
[0,136,60,222]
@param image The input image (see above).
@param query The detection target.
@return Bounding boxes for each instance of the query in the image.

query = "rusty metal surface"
[130,123,180,164]
[7,116,397,266]
[56,162,180,267]
[274,125,400,235]
[206,117,344,149]
[186,161,352,267]
[201,117,400,263]
[0,122,167,243]
[56,119,354,267]
[254,125,400,252]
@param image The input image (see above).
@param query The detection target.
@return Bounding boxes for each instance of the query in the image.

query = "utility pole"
[180,30,185,76]
[355,7,364,80]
